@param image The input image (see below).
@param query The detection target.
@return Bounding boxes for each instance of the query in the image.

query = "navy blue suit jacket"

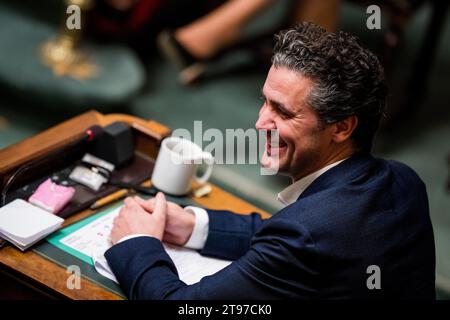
[105,153,435,299]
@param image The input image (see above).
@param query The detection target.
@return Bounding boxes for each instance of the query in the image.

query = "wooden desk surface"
[0,111,269,300]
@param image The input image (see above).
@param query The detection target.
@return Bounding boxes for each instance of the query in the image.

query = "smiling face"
[256,66,339,180]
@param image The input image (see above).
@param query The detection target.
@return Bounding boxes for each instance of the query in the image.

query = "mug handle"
[194,152,214,185]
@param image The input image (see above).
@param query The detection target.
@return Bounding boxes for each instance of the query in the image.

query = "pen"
[90,189,129,210]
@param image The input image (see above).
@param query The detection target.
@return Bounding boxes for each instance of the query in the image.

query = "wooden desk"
[0,111,269,300]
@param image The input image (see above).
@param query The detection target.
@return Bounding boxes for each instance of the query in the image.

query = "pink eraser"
[29,178,75,214]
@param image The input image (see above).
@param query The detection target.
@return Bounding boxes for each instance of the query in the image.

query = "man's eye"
[276,108,292,119]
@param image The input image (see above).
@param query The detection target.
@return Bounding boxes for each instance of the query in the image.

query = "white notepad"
[0,199,64,251]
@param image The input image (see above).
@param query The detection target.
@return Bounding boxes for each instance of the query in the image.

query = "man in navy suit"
[105,22,435,299]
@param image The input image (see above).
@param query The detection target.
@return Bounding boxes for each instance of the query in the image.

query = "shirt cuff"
[184,206,209,250]
[117,234,153,244]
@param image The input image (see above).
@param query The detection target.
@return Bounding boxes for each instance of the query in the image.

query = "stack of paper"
[0,199,64,251]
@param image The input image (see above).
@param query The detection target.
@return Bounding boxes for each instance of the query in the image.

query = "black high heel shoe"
[157,30,207,85]
[157,28,277,85]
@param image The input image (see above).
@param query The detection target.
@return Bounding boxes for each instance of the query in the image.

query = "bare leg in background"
[175,0,274,59]
[175,0,341,60]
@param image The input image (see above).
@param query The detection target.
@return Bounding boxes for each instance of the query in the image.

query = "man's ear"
[332,116,358,143]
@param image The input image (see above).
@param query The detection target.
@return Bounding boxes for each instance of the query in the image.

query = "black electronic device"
[88,122,135,168]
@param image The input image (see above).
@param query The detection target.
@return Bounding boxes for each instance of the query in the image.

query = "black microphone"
[84,125,104,142]
[63,125,104,153]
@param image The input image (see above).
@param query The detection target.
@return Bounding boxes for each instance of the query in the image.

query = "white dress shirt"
[276,159,347,206]
[118,159,348,249]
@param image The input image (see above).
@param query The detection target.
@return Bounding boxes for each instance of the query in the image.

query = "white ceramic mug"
[151,137,214,195]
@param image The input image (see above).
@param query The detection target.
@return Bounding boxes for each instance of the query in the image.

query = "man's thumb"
[153,192,167,220]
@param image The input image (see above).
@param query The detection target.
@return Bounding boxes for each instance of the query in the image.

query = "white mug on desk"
[151,137,214,196]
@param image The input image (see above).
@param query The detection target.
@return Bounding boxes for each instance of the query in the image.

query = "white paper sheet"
[60,210,116,258]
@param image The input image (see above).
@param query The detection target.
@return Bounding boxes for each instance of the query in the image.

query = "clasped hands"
[109,192,196,246]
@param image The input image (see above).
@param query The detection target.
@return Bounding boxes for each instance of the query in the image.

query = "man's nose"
[255,104,275,130]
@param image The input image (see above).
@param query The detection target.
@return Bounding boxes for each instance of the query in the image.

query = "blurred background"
[0,0,448,298]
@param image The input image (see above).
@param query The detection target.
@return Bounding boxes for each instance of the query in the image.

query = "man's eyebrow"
[261,91,295,117]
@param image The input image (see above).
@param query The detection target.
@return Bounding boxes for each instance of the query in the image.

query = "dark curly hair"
[272,22,387,152]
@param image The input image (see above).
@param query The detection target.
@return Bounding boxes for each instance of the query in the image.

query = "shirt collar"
[277,158,348,206]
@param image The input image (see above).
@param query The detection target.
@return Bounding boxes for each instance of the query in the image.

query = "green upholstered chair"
[0,1,145,111]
